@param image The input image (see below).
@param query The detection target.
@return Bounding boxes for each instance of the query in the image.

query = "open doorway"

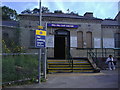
[54,30,70,59]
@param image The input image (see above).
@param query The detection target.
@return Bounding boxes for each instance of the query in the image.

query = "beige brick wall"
[18,15,118,58]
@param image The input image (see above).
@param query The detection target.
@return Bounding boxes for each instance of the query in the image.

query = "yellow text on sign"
[36,30,46,36]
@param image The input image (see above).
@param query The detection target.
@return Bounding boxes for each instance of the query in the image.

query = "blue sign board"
[47,23,78,28]
[36,35,45,48]
[35,29,46,48]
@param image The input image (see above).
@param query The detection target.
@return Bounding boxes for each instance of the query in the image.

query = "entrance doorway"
[54,30,70,59]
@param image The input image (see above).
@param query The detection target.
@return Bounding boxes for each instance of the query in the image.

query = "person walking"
[105,55,116,70]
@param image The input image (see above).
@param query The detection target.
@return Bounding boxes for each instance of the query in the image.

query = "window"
[86,32,92,48]
[115,33,120,48]
[77,31,83,48]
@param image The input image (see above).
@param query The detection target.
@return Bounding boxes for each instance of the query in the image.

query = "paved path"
[9,69,118,88]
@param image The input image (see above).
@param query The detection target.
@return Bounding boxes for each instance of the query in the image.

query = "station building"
[18,12,120,59]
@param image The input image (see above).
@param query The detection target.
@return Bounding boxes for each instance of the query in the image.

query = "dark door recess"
[54,30,70,59]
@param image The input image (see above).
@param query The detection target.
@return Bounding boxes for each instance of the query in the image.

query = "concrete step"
[73,70,94,73]
[48,67,93,70]
[48,70,73,73]
[73,65,91,67]
[48,60,69,62]
[48,70,94,73]
[47,59,94,73]
[48,64,91,67]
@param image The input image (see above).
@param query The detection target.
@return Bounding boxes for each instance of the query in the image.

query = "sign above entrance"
[47,23,78,28]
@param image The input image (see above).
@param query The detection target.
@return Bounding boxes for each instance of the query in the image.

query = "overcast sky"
[2,0,120,19]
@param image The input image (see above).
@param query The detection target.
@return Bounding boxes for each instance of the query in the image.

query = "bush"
[2,55,38,83]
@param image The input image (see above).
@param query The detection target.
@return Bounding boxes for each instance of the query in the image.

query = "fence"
[2,48,120,85]
[70,48,120,69]
[74,48,119,58]
[2,53,46,86]
[86,48,120,69]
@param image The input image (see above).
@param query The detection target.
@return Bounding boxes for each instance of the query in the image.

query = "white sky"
[1,0,120,19]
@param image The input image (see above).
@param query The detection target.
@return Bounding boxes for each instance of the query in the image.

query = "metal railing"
[87,49,99,70]
[67,51,73,68]
[114,48,120,59]
[67,49,100,72]
[2,53,44,86]
[86,48,120,58]
[64,48,119,71]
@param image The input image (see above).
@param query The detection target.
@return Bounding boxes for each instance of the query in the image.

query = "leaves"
[33,8,39,14]
[2,39,25,53]
[54,10,63,14]
[2,55,38,82]
[21,6,50,14]
[42,6,49,13]
[21,9,32,14]
[2,6,18,20]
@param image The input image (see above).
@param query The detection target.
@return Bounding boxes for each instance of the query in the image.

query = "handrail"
[114,48,120,58]
[89,50,98,65]
[67,51,73,67]
[87,49,100,72]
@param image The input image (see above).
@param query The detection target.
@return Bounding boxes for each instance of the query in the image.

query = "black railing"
[86,48,119,58]
[88,49,98,66]
[67,51,73,68]
[114,48,120,59]
[87,49,100,72]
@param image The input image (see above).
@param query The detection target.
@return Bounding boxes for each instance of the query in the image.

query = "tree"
[21,9,32,14]
[69,11,78,15]
[42,6,49,13]
[21,6,50,14]
[54,10,63,14]
[2,6,18,20]
[33,8,39,14]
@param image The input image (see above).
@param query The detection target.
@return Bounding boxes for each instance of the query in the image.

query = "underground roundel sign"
[35,29,46,48]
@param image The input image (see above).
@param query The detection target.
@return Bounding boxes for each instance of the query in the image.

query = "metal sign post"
[37,0,47,84]
[38,0,42,84]
[38,48,41,84]
[36,29,46,83]
[43,22,47,79]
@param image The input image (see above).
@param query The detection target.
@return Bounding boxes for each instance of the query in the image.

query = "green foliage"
[70,11,78,15]
[21,9,32,14]
[2,55,38,82]
[20,6,79,16]
[21,6,50,14]
[54,10,63,14]
[2,6,18,20]
[2,56,16,82]
[2,39,25,53]
[40,77,46,82]
[2,27,24,53]
[32,8,39,14]
[42,6,50,13]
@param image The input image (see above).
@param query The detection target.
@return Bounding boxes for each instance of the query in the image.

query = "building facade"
[18,12,120,59]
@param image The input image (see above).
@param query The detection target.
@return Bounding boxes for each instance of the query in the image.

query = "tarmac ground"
[7,69,119,88]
